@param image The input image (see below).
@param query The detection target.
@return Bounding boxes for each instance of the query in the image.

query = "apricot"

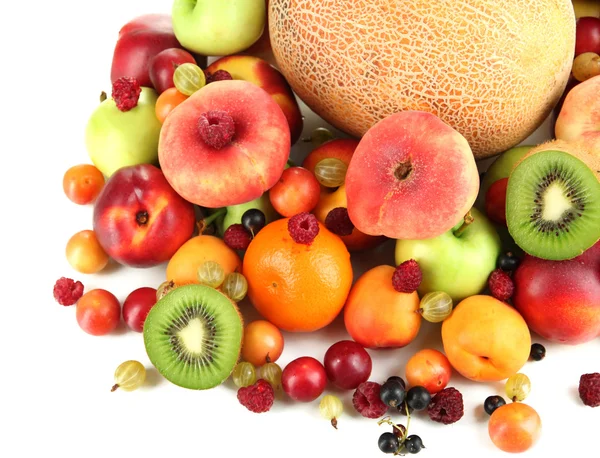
[441,295,531,382]
[344,265,420,349]
[405,349,452,394]
[488,403,541,453]
[166,235,242,285]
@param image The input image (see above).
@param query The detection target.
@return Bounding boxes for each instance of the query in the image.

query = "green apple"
[172,0,266,56]
[479,145,533,205]
[217,193,280,236]
[85,87,161,177]
[395,207,501,303]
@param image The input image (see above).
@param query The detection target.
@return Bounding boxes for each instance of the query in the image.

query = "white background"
[2,1,598,457]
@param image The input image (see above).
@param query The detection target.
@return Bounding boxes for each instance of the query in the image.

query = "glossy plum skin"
[93,164,196,268]
[282,357,327,402]
[575,17,600,57]
[122,287,157,332]
[149,48,196,94]
[323,340,372,390]
[513,241,600,344]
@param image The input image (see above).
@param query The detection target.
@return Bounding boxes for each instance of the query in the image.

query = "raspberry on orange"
[243,218,353,332]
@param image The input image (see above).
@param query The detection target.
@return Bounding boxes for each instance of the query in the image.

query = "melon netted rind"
[269,0,575,159]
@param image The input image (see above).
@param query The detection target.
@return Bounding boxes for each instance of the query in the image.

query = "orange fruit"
[243,218,353,332]
[166,235,242,285]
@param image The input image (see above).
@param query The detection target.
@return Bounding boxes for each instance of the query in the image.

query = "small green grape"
[505,373,531,402]
[222,272,248,302]
[419,291,453,322]
[156,280,176,301]
[112,361,146,392]
[232,362,257,388]
[173,63,206,96]
[314,158,348,188]
[260,362,283,390]
[197,261,225,288]
[319,395,343,429]
[310,127,335,147]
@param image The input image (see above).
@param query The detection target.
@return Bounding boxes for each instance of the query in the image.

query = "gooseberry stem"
[111,384,119,392]
[453,211,474,238]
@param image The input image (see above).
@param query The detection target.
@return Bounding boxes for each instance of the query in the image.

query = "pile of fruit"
[55,1,600,455]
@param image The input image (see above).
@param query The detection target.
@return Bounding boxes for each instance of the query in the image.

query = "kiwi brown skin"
[506,149,600,261]
[143,284,244,390]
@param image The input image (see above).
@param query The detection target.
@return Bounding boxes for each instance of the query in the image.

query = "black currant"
[406,386,431,411]
[392,424,407,438]
[404,435,425,454]
[378,432,400,454]
[380,380,406,408]
[497,252,521,272]
[484,395,506,415]
[241,209,266,236]
[386,376,406,390]
[529,343,546,361]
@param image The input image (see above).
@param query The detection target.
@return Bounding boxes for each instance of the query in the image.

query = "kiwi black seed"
[143,284,243,390]
[506,150,600,261]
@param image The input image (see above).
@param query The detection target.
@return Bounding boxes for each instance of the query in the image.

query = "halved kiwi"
[506,150,600,261]
[143,284,243,390]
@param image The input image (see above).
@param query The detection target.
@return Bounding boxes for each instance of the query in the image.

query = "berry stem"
[453,211,474,238]
[331,418,338,429]
[111,384,119,392]
[404,401,411,439]
[198,208,227,233]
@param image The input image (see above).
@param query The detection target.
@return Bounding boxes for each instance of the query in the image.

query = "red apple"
[110,14,206,89]
[93,164,196,268]
[513,241,600,344]
[149,48,196,94]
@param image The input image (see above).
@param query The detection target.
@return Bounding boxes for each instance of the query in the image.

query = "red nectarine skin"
[206,55,303,143]
[111,14,183,88]
[158,80,291,208]
[345,111,479,240]
[513,241,600,344]
[93,164,196,268]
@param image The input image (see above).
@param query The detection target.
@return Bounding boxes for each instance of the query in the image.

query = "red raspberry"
[237,379,275,413]
[111,77,141,112]
[53,277,84,306]
[392,259,422,293]
[488,268,514,301]
[197,110,236,149]
[427,387,464,424]
[223,224,252,250]
[206,70,233,84]
[288,212,320,245]
[579,373,600,407]
[352,382,388,418]
[325,207,354,236]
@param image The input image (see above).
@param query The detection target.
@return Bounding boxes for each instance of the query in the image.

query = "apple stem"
[198,208,227,234]
[453,211,474,238]
[99,91,107,103]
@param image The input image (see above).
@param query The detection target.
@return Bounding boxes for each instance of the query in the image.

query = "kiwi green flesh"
[506,150,600,261]
[143,284,243,390]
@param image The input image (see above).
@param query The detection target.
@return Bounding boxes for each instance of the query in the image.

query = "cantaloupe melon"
[269,0,576,159]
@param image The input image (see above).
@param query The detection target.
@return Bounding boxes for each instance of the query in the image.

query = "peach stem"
[453,211,474,238]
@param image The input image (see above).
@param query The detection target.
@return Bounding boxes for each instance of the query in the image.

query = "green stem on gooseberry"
[453,211,474,238]
[197,208,227,234]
